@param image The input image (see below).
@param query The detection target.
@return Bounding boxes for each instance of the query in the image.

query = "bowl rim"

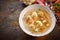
[19,4,56,37]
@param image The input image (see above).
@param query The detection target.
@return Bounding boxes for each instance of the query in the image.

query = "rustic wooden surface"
[0,0,60,40]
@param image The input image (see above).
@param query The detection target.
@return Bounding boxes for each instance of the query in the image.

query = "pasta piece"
[32,11,38,17]
[36,21,43,26]
[42,20,47,23]
[26,15,33,24]
[35,28,39,32]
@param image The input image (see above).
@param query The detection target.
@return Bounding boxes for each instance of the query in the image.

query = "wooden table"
[0,0,60,40]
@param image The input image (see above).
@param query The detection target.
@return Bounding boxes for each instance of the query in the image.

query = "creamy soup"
[23,8,51,34]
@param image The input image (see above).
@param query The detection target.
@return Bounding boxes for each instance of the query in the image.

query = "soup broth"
[23,8,51,34]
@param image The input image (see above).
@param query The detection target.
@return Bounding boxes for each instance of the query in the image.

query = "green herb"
[53,3,60,11]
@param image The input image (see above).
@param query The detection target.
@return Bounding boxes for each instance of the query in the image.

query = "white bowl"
[19,4,56,37]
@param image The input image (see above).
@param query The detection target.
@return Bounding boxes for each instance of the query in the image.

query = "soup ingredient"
[36,21,43,26]
[42,20,47,23]
[32,11,38,17]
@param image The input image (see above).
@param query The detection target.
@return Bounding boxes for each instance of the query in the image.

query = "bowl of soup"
[19,4,56,37]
